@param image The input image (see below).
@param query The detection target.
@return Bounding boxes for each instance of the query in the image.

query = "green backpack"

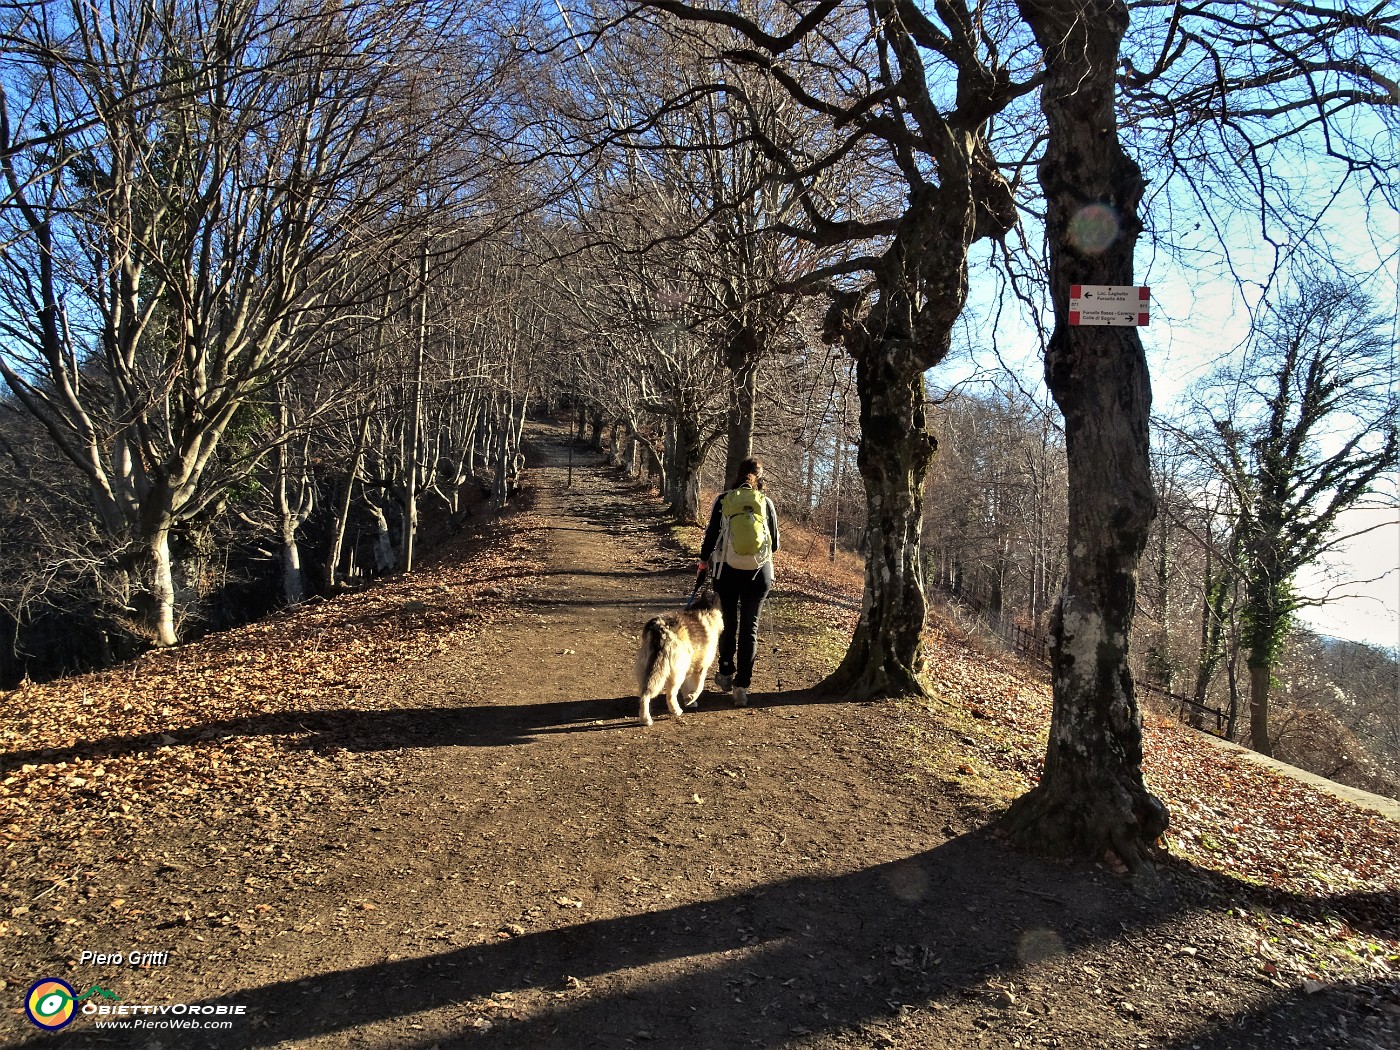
[719,485,771,571]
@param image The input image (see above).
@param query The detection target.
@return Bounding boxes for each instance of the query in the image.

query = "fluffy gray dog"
[635,587,723,726]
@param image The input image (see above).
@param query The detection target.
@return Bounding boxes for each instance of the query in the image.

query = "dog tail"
[637,617,672,697]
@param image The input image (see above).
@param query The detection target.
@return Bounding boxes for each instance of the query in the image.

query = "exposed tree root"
[1000,774,1169,874]
[820,625,931,701]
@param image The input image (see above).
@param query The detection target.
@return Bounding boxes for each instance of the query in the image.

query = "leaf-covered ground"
[2,426,1397,1049]
[783,545,1400,957]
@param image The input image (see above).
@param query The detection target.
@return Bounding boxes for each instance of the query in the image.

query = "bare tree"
[273,380,319,607]
[1122,0,1399,270]
[628,0,1033,696]
[550,8,836,491]
[0,0,525,644]
[991,0,1173,870]
[1190,278,1398,756]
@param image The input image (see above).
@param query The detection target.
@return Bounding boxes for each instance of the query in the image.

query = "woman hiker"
[698,456,780,707]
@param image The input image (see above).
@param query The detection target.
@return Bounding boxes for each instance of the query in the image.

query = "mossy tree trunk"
[823,336,940,698]
[1000,0,1169,871]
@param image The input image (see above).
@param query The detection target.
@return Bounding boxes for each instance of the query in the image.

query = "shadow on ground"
[0,688,853,768]
[1159,977,1400,1050]
[19,830,1393,1050]
[14,833,1190,1049]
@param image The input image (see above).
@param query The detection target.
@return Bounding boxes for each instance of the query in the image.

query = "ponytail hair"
[728,456,764,490]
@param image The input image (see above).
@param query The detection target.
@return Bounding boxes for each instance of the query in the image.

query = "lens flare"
[884,861,930,902]
[1017,928,1066,965]
[1067,204,1120,255]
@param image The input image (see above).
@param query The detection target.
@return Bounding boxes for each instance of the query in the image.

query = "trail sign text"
[1069,285,1150,326]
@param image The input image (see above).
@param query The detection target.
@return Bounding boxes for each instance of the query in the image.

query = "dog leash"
[684,565,708,608]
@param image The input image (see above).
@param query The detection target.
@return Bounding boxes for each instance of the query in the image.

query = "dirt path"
[6,429,1397,1050]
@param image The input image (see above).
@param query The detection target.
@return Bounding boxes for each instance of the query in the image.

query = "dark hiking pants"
[715,566,771,689]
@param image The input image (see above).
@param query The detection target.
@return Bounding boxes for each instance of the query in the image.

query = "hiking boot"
[733,687,748,708]
[714,672,734,691]
[682,695,699,711]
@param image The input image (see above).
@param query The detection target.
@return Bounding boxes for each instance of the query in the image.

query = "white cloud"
[1295,505,1400,652]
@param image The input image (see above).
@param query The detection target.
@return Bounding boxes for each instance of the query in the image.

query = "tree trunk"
[1148,511,1172,688]
[1247,656,1275,756]
[136,524,179,648]
[1241,563,1287,755]
[724,360,758,485]
[670,416,706,524]
[829,432,843,560]
[721,324,761,486]
[1220,645,1239,740]
[366,497,398,573]
[1000,0,1168,872]
[815,109,1011,700]
[280,521,305,607]
[639,432,666,494]
[324,411,372,593]
[607,422,621,466]
[275,391,311,607]
[494,451,509,508]
[1190,549,1229,729]
[822,349,938,699]
[991,543,1007,622]
[326,431,366,592]
[402,242,429,574]
[325,461,360,593]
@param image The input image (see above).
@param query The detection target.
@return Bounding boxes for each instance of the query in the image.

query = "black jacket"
[700,486,780,584]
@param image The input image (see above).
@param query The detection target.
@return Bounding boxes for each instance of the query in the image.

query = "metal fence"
[927,583,1049,666]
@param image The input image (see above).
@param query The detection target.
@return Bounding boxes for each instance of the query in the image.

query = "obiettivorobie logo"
[23,977,245,1030]
[24,980,121,1030]
[24,978,77,1030]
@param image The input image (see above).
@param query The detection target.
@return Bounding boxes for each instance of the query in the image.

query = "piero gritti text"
[79,949,170,967]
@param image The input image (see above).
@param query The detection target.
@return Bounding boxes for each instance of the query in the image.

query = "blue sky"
[948,207,1400,653]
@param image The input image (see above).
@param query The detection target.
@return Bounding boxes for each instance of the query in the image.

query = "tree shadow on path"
[1158,976,1400,1050]
[24,831,1387,1050]
[11,832,1204,1050]
[0,684,878,768]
